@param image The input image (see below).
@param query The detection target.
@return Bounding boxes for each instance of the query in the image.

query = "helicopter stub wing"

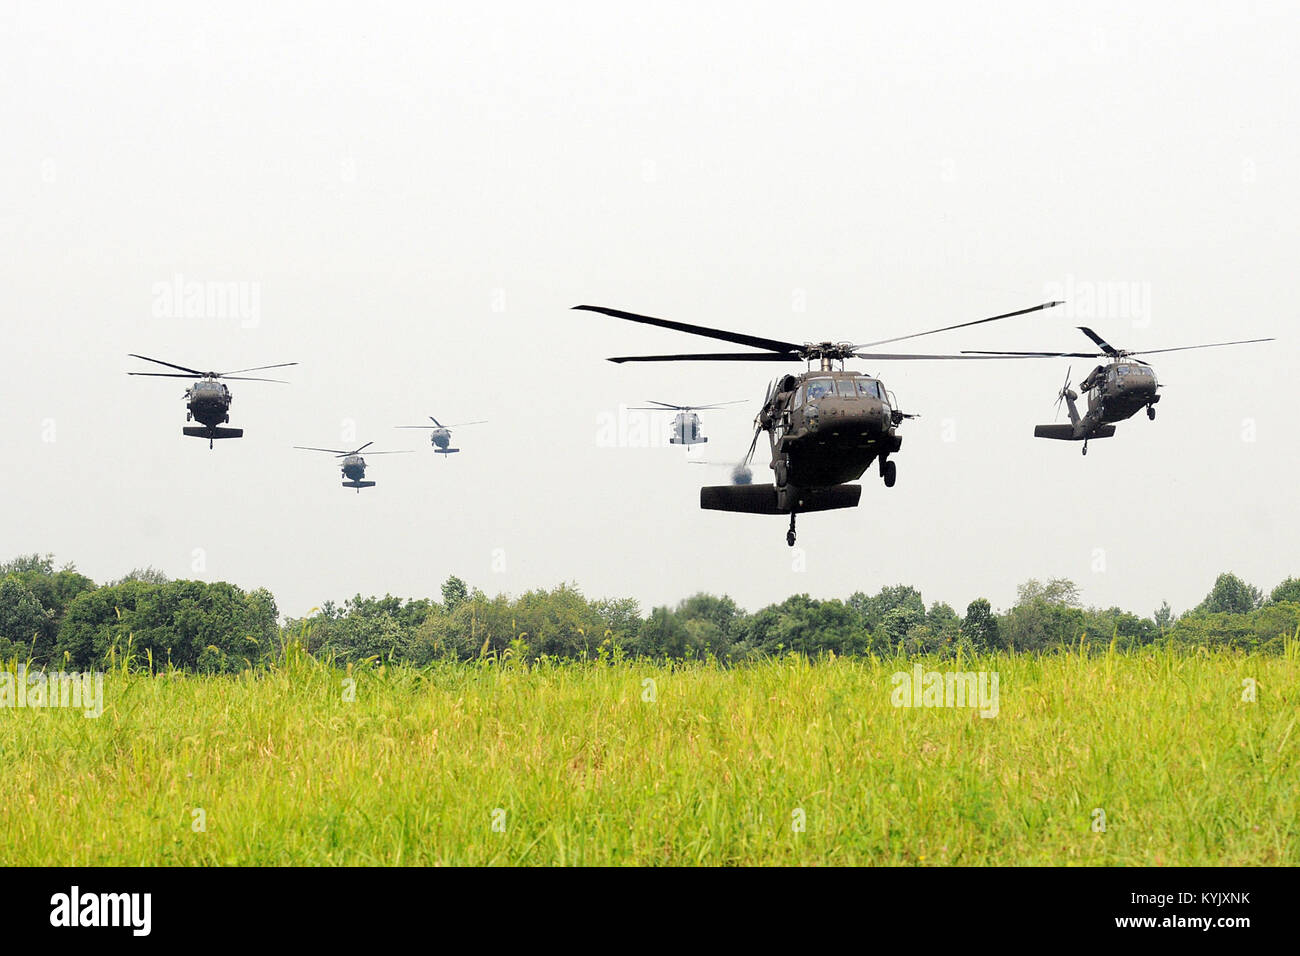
[183,426,243,440]
[1033,424,1117,441]
[700,483,862,514]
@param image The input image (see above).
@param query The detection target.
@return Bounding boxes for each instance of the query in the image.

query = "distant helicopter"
[575,301,1059,545]
[962,326,1275,454]
[395,416,486,456]
[128,354,297,448]
[294,441,412,491]
[627,399,745,448]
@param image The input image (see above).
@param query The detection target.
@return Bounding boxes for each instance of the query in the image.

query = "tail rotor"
[1054,366,1073,421]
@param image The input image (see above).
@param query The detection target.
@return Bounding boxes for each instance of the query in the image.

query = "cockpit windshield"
[804,378,835,401]
[855,378,882,399]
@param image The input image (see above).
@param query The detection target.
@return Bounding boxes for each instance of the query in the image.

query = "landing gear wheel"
[1082,441,1088,456]
[786,513,797,548]
[881,459,897,487]
[1147,406,1155,420]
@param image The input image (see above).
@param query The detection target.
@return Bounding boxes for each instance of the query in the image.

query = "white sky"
[2,1,1296,620]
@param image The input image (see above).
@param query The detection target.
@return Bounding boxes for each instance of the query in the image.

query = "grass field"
[2,644,1296,865]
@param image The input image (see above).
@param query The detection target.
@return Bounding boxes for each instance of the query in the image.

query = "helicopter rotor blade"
[358,450,414,455]
[128,353,206,376]
[574,304,804,354]
[852,301,1064,349]
[1077,327,1121,355]
[443,421,487,428]
[607,352,799,363]
[128,372,204,378]
[744,382,772,468]
[294,446,354,456]
[429,417,444,427]
[849,352,1041,361]
[961,349,1102,358]
[220,375,291,383]
[1128,337,1275,357]
[1054,365,1072,422]
[219,362,299,376]
[631,400,744,411]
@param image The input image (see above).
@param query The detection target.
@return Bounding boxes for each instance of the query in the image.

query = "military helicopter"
[127,353,297,448]
[293,441,413,491]
[962,326,1275,455]
[574,301,1060,545]
[394,416,486,456]
[626,399,745,448]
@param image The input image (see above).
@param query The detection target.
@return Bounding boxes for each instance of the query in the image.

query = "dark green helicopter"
[575,301,1060,545]
[963,326,1275,454]
[294,441,413,491]
[394,416,487,456]
[128,354,297,448]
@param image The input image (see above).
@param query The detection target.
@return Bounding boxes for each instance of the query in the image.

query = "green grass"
[1,644,1296,865]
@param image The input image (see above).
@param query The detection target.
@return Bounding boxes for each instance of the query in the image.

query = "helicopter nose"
[815,400,889,434]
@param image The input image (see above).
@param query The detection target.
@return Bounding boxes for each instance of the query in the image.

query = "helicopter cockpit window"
[855,379,881,400]
[805,378,834,401]
[835,379,858,398]
[792,385,804,408]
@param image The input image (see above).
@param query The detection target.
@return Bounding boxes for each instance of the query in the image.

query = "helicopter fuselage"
[764,371,898,490]
[1037,358,1161,451]
[185,379,233,428]
[340,455,367,481]
[671,412,707,446]
[1079,361,1160,426]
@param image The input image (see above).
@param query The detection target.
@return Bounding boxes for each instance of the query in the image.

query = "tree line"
[1,553,1297,672]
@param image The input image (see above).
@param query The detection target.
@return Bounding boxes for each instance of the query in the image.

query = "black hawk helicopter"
[626,399,745,448]
[294,441,413,491]
[574,301,1061,545]
[128,354,297,448]
[962,326,1275,454]
[394,416,487,456]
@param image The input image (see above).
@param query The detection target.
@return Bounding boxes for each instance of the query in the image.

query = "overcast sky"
[3,1,1296,621]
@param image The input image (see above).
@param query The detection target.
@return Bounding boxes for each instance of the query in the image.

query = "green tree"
[1002,579,1085,651]
[0,554,58,575]
[1268,577,1300,605]
[737,595,867,659]
[925,602,961,643]
[54,580,153,668]
[592,596,642,647]
[111,567,170,586]
[638,606,693,659]
[962,598,998,650]
[441,576,468,612]
[1198,572,1262,615]
[1016,578,1081,608]
[0,577,53,661]
[1154,601,1174,631]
